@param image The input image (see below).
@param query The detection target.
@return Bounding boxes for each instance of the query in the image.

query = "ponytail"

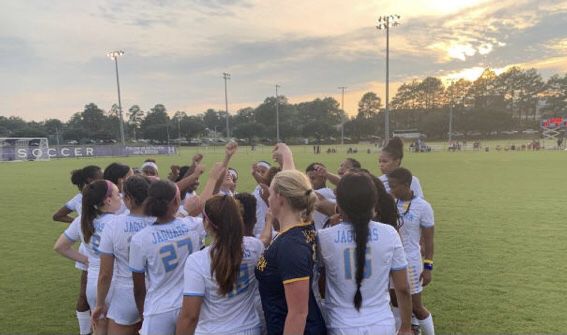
[205,195,244,296]
[353,215,369,310]
[81,180,110,243]
[336,172,377,311]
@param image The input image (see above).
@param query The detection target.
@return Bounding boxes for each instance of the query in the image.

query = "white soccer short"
[406,259,424,295]
[86,275,112,311]
[328,324,396,335]
[107,284,140,326]
[140,309,180,335]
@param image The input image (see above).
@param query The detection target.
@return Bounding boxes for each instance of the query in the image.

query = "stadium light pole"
[448,81,454,144]
[223,72,231,138]
[377,15,400,142]
[275,84,280,142]
[107,50,126,146]
[338,86,347,145]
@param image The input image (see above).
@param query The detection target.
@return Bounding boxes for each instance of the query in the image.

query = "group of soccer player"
[52,137,435,335]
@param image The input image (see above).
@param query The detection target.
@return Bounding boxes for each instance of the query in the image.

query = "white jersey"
[183,236,264,334]
[379,174,424,199]
[252,185,268,237]
[98,214,155,286]
[180,216,207,247]
[178,191,197,217]
[317,221,408,329]
[65,192,82,214]
[313,187,336,230]
[396,196,434,262]
[64,214,117,279]
[129,218,202,317]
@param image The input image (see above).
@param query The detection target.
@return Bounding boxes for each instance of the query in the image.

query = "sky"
[1,0,566,121]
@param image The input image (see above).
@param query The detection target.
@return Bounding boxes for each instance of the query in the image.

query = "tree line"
[2,67,566,144]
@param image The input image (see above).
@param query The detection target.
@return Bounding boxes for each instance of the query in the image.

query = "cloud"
[1,0,567,121]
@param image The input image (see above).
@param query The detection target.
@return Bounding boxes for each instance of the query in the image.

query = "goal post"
[0,137,50,162]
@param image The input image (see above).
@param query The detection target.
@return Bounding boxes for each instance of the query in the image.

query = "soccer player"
[251,162,280,238]
[255,143,326,335]
[176,195,264,335]
[141,160,159,179]
[52,164,102,335]
[388,167,436,335]
[103,162,134,215]
[129,180,202,335]
[53,165,103,223]
[54,180,123,335]
[317,172,412,335]
[306,162,336,230]
[91,176,155,334]
[378,137,424,198]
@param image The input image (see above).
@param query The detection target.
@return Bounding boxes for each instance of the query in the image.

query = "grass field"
[1,145,566,334]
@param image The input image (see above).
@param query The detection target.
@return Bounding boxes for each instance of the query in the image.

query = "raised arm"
[272,143,295,171]
[176,162,205,195]
[186,163,227,217]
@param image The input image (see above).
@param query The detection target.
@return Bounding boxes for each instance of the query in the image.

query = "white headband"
[228,168,238,180]
[257,161,271,170]
[141,162,158,171]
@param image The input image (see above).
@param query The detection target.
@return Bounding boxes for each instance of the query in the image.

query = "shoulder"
[315,187,335,200]
[370,220,397,235]
[188,247,209,265]
[317,222,342,239]
[244,235,263,248]
[413,197,432,211]
[131,225,152,243]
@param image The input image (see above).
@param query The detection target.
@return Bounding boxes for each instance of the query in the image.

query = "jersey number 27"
[160,238,193,272]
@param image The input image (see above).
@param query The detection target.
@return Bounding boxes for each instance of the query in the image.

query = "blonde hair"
[271,170,317,222]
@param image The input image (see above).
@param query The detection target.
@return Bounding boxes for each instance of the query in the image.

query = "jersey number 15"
[343,247,372,280]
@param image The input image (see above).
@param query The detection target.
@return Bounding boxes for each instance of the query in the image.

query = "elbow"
[53,241,64,254]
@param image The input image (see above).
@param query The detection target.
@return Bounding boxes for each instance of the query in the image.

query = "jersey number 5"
[160,238,193,273]
[343,247,372,280]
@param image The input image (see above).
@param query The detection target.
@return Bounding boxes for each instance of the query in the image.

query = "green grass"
[1,145,566,334]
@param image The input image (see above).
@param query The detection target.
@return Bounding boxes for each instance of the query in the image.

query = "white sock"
[391,306,401,330]
[411,314,419,326]
[418,314,435,335]
[76,310,92,335]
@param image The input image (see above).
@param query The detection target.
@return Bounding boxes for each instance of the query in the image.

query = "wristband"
[423,259,433,264]
[423,263,433,271]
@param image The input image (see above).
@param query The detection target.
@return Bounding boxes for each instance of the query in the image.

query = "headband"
[257,161,271,170]
[141,162,159,171]
[228,168,238,180]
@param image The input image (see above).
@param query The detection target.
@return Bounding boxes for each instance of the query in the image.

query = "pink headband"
[105,180,114,198]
